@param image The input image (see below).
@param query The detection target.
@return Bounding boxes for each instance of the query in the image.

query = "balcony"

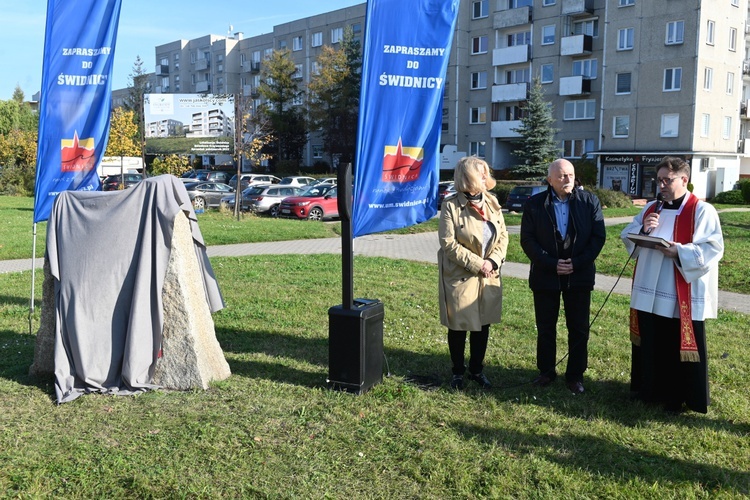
[743,61,750,77]
[742,100,750,119]
[195,81,210,93]
[155,64,169,76]
[493,6,532,29]
[561,34,593,56]
[739,138,750,154]
[243,85,260,98]
[493,45,530,66]
[492,83,528,102]
[195,58,210,71]
[561,0,594,16]
[491,120,522,138]
[559,76,592,96]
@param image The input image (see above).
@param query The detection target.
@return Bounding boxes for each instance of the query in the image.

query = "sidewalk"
[3,217,747,314]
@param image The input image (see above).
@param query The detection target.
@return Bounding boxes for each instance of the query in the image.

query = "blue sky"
[0,0,364,100]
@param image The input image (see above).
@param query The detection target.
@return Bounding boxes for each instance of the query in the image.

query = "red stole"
[629,193,700,362]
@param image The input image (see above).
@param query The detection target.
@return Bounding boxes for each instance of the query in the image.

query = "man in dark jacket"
[520,159,606,394]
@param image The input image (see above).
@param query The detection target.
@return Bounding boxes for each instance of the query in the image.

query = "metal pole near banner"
[29,223,38,335]
[233,93,242,220]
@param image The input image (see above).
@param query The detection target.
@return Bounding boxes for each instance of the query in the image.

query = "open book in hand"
[626,233,671,249]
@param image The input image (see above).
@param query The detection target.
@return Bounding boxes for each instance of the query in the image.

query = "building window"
[541,64,554,83]
[704,67,713,90]
[293,64,303,79]
[506,68,530,84]
[618,28,634,50]
[470,71,487,89]
[472,36,488,54]
[278,39,287,50]
[543,0,555,5]
[469,142,486,157]
[573,19,599,37]
[253,51,261,63]
[352,23,362,34]
[615,73,631,94]
[613,116,630,137]
[723,116,732,139]
[664,67,682,91]
[701,114,710,137]
[264,48,273,59]
[666,21,684,45]
[542,25,555,45]
[661,114,679,137]
[472,0,488,18]
[731,0,739,6]
[509,0,533,7]
[727,72,735,94]
[293,36,303,52]
[311,61,321,76]
[563,99,596,120]
[729,28,737,51]
[312,145,324,158]
[312,32,323,47]
[470,107,487,124]
[706,20,715,45]
[619,0,634,5]
[331,27,343,44]
[572,59,597,79]
[508,31,531,46]
[562,139,594,158]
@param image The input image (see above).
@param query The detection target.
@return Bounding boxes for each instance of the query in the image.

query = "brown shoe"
[566,381,585,394]
[532,374,554,387]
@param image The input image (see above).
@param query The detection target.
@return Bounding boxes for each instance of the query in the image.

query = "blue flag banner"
[352,0,459,237]
[33,0,123,223]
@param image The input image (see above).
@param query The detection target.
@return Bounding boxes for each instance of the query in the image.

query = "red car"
[277,184,338,220]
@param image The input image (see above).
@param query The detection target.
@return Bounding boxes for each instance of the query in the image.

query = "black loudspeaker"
[328,299,384,394]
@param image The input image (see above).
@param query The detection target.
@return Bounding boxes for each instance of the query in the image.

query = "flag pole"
[29,223,37,335]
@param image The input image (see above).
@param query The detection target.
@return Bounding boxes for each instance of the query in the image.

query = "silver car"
[184,182,234,211]
[244,184,303,216]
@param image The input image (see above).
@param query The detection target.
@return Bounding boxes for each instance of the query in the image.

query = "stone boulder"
[30,211,231,391]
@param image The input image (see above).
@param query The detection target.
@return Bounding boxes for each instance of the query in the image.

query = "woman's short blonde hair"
[453,156,496,194]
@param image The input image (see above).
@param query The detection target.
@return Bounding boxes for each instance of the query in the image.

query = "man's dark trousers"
[533,288,590,382]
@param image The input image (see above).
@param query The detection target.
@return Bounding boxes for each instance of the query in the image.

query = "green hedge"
[590,187,632,208]
[713,189,745,205]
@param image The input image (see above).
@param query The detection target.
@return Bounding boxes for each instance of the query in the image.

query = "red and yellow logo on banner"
[60,131,96,172]
[382,138,423,183]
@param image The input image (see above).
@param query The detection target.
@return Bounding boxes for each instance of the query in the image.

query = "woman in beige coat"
[438,157,508,390]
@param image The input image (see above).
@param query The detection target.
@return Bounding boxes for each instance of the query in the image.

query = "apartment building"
[139,0,748,197]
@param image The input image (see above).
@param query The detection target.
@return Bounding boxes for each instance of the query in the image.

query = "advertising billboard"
[143,93,235,156]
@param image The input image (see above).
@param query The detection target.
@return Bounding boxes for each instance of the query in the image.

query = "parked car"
[277,183,338,220]
[505,185,546,212]
[437,181,456,208]
[311,177,337,186]
[222,184,304,215]
[102,173,144,191]
[183,181,234,210]
[180,169,232,184]
[229,173,281,191]
[278,176,316,188]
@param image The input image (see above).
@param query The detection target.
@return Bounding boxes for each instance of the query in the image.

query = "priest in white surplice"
[621,157,724,413]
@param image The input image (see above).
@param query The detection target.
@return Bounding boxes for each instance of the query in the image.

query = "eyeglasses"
[657,176,681,186]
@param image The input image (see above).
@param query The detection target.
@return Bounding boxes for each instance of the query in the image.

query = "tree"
[150,154,191,177]
[307,27,361,168]
[105,108,140,158]
[511,77,560,178]
[123,56,149,159]
[257,49,307,169]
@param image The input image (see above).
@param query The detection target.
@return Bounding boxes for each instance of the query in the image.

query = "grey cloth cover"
[47,175,224,403]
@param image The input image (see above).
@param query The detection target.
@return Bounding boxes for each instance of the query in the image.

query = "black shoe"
[532,374,554,387]
[450,375,464,390]
[468,372,492,389]
[566,380,585,394]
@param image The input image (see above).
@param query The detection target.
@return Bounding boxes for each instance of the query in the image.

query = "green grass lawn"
[1,255,749,497]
